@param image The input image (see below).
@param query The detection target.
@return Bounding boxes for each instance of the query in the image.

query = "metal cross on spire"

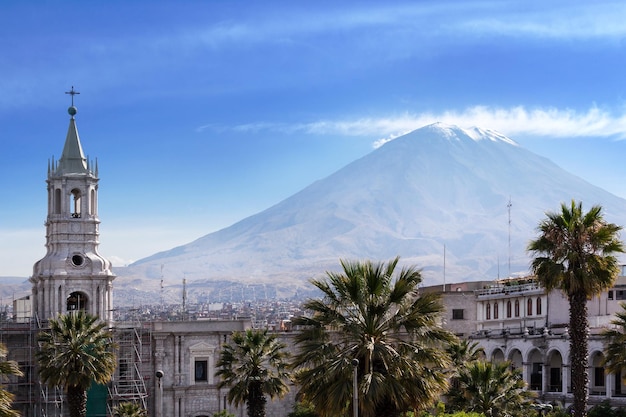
[65,86,80,106]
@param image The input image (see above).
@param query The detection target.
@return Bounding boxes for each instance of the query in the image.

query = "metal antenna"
[443,244,446,292]
[182,278,187,319]
[507,198,512,277]
[160,264,164,308]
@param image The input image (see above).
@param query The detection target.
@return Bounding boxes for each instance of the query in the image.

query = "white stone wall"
[150,320,299,417]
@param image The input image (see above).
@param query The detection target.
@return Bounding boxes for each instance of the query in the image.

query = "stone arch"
[54,188,62,214]
[491,348,505,363]
[508,348,523,372]
[96,286,101,317]
[589,350,606,395]
[70,188,82,218]
[67,291,88,312]
[58,285,63,314]
[546,349,564,392]
[527,348,543,391]
[90,188,96,215]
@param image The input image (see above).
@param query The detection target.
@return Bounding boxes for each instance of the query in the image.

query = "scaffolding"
[108,322,151,414]
[0,315,61,416]
[0,314,151,417]
[0,318,37,416]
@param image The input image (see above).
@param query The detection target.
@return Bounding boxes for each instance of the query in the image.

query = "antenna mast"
[507,198,512,278]
[182,278,187,319]
[443,244,446,292]
[160,264,164,308]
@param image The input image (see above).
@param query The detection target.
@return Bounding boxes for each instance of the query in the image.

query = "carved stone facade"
[148,320,297,417]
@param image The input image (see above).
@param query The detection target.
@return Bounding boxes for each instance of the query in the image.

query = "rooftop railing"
[474,281,541,296]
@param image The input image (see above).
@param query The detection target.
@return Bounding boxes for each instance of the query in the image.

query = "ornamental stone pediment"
[189,342,215,355]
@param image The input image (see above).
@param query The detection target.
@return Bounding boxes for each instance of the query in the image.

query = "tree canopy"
[292,257,455,417]
[215,328,290,417]
[37,312,117,417]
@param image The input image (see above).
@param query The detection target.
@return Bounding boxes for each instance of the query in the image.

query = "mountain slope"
[116,123,626,301]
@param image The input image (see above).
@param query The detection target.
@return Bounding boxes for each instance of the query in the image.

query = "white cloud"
[403,105,626,139]
[228,105,626,146]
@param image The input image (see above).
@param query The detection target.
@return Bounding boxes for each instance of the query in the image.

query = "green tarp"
[86,383,108,417]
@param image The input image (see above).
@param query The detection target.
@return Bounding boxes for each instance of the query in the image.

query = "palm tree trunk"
[67,385,87,417]
[374,397,402,417]
[247,381,266,417]
[569,291,589,417]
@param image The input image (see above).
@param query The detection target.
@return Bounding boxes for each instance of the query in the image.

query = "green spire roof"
[56,108,89,174]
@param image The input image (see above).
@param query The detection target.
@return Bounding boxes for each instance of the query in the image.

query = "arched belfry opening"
[67,291,88,312]
[71,188,82,218]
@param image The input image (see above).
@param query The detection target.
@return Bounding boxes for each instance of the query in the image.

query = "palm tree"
[445,339,485,396]
[602,302,626,378]
[36,311,118,417]
[291,257,455,417]
[528,200,624,417]
[0,343,23,417]
[447,360,536,417]
[112,401,147,417]
[446,339,484,371]
[215,328,291,417]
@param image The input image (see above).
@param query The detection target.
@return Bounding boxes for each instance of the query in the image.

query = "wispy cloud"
[183,2,626,47]
[73,2,626,67]
[223,105,626,146]
[454,2,626,40]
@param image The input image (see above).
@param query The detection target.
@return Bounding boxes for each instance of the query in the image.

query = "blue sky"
[2,1,626,276]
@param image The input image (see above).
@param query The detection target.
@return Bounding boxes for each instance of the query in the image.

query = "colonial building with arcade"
[429,275,626,408]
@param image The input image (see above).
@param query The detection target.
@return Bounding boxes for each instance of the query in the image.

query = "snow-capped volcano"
[115,123,626,303]
[425,123,518,145]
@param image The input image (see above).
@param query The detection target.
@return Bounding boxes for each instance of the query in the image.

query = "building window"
[452,309,464,320]
[506,301,512,318]
[514,300,520,317]
[536,297,542,315]
[195,360,208,382]
[527,299,533,316]
[189,343,215,385]
[54,188,61,214]
[609,291,614,300]
[618,290,626,300]
[494,302,499,319]
[486,303,491,320]
[530,363,542,390]
[594,367,605,387]
[90,189,96,215]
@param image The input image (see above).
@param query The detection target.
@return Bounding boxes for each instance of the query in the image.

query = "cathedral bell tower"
[30,88,115,323]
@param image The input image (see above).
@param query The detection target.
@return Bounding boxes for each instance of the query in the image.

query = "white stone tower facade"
[30,92,114,323]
